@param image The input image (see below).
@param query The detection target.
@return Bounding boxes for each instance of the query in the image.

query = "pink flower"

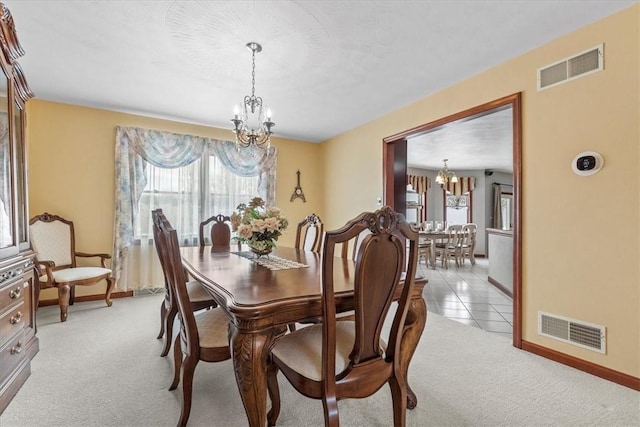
[237,224,253,239]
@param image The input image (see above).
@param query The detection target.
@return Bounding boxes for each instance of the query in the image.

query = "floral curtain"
[112,126,277,288]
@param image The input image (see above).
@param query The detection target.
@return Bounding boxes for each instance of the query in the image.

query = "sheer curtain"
[113,126,277,290]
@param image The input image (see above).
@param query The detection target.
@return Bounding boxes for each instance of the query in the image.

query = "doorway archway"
[382,93,522,348]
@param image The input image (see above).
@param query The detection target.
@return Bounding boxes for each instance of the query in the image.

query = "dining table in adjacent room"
[180,245,428,427]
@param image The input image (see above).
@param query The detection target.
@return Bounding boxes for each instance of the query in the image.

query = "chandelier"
[230,42,275,149]
[435,159,458,185]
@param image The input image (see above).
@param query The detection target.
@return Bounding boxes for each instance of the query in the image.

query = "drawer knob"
[10,311,22,324]
[9,287,22,299]
[10,341,22,355]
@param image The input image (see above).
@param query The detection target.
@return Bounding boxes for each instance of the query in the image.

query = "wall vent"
[537,44,603,91]
[538,311,606,353]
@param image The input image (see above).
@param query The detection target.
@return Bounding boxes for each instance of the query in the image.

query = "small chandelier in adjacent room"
[435,158,458,185]
[230,42,275,149]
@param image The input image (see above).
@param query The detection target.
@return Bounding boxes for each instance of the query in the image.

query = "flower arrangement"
[230,197,288,255]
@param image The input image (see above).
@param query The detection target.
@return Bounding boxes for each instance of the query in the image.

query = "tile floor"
[417,256,514,340]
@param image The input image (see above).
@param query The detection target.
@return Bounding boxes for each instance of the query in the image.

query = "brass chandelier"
[230,42,275,149]
[435,159,458,185]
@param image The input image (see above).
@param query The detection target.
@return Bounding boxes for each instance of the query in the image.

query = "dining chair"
[154,210,217,358]
[294,213,323,252]
[459,223,477,265]
[29,212,115,322]
[434,224,463,269]
[152,209,231,427]
[340,227,372,260]
[418,234,432,267]
[266,206,419,427]
[198,213,232,250]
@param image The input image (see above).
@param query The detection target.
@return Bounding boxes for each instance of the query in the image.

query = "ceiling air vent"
[538,311,606,354]
[537,44,603,91]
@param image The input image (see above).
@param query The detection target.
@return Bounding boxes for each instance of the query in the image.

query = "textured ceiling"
[4,0,636,171]
[408,107,514,172]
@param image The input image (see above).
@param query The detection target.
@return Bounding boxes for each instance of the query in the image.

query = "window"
[445,191,471,225]
[135,154,258,245]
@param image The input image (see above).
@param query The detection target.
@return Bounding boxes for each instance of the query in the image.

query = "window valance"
[407,174,431,195]
[443,176,476,196]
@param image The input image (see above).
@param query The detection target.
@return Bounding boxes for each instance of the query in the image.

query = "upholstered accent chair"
[153,210,217,357]
[294,213,323,252]
[266,206,420,426]
[152,209,230,427]
[29,212,115,322]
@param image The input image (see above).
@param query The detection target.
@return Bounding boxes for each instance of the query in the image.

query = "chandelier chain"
[251,48,256,98]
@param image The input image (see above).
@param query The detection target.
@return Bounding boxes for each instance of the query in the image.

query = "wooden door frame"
[382,92,523,348]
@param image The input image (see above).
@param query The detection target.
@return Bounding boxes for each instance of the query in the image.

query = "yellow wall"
[26,5,638,379]
[27,100,323,298]
[321,5,639,377]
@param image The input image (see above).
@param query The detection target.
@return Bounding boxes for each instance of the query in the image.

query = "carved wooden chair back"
[294,213,323,252]
[340,227,373,260]
[153,210,216,358]
[198,214,231,250]
[152,209,230,427]
[29,212,114,322]
[267,206,419,426]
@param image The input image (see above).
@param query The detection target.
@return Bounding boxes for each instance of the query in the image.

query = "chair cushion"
[271,321,357,381]
[186,281,214,303]
[40,267,111,283]
[195,308,229,348]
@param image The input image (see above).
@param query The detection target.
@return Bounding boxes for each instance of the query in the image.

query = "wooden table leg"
[401,288,427,409]
[230,325,286,427]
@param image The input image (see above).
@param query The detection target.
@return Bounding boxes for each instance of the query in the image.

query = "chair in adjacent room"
[434,224,463,269]
[29,212,115,322]
[459,223,478,265]
[152,209,231,427]
[418,238,433,268]
[199,213,232,250]
[266,206,420,427]
[294,213,323,252]
[154,210,217,357]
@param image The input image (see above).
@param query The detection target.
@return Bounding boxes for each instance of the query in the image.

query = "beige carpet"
[1,294,638,427]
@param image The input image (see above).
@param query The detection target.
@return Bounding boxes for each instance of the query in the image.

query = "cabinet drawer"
[0,301,25,346]
[0,329,26,385]
[0,280,26,310]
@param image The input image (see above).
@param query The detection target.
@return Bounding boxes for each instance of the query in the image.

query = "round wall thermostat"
[572,151,603,176]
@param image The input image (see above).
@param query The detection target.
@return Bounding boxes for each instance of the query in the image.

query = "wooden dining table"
[181,245,427,427]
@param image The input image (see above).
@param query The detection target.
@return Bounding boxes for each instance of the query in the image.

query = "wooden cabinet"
[0,2,37,414]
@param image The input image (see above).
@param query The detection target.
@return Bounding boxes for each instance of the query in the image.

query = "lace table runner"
[234,251,309,270]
